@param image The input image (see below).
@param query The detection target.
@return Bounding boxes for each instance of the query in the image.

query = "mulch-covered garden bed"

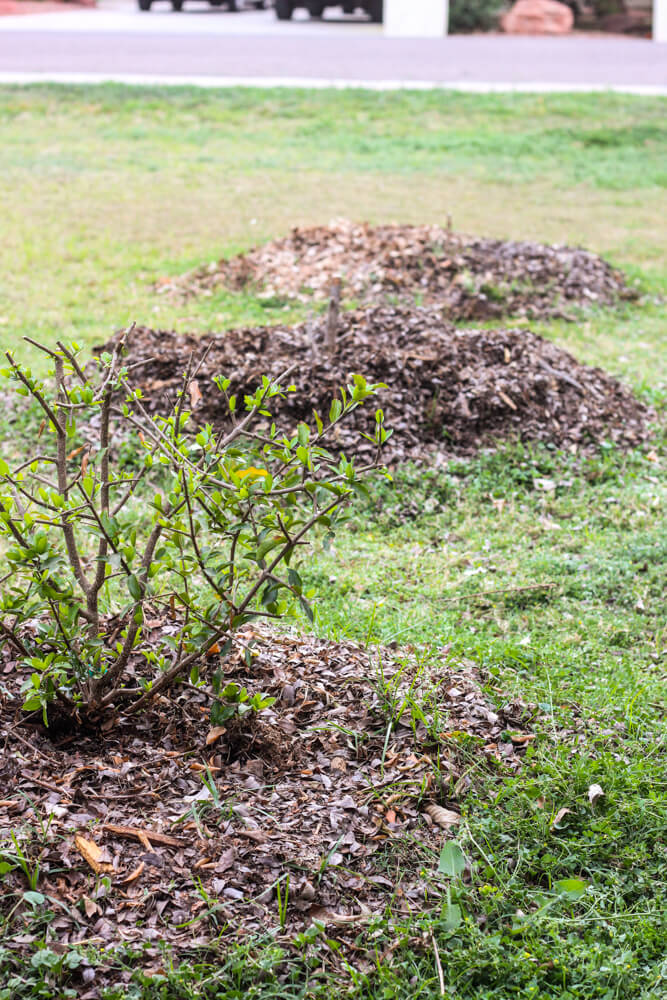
[157,220,639,321]
[1,626,535,992]
[97,306,652,465]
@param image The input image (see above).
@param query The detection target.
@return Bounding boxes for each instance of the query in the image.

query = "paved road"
[1,3,666,91]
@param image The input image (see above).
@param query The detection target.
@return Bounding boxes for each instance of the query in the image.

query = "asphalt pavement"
[0,2,666,92]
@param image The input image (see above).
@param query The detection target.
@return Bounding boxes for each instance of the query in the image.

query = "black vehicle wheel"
[367,0,382,23]
[308,1,325,17]
[275,0,294,19]
[342,3,354,12]
[171,0,184,9]
[138,0,152,10]
[210,1,223,6]
[227,0,238,9]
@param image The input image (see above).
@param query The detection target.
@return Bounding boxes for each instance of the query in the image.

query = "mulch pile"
[157,220,639,321]
[1,627,535,991]
[98,306,652,465]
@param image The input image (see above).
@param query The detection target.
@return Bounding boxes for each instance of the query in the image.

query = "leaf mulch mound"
[1,627,535,993]
[157,219,639,321]
[99,306,652,465]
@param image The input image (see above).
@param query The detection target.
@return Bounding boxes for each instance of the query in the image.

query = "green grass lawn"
[0,85,666,383]
[0,85,665,1000]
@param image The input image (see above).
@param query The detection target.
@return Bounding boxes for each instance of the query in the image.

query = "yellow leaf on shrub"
[237,467,268,480]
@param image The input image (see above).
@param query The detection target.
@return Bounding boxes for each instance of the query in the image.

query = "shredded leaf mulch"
[98,306,653,465]
[157,220,639,320]
[1,628,535,990]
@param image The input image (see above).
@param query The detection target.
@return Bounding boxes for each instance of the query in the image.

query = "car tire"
[308,1,325,17]
[171,0,184,9]
[367,0,382,22]
[275,0,294,19]
[227,0,238,9]
[138,0,152,9]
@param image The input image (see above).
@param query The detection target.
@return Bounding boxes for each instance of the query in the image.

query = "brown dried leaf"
[319,902,374,926]
[119,861,145,885]
[189,378,203,409]
[205,726,227,746]
[74,835,114,875]
[424,804,461,829]
[551,807,573,830]
[587,783,604,806]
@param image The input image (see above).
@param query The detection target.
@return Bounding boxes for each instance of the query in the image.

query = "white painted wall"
[654,0,667,40]
[384,0,450,37]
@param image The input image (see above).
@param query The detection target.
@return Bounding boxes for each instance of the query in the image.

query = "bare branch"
[5,353,64,435]
[54,356,91,597]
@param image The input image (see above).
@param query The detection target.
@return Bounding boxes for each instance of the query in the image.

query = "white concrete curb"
[0,71,666,95]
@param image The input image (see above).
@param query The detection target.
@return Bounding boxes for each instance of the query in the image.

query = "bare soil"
[158,220,639,322]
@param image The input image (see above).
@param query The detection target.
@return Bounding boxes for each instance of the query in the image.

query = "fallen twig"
[438,582,557,605]
[102,822,184,849]
[538,359,602,399]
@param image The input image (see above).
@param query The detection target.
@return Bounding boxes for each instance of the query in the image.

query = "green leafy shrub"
[0,331,387,725]
[210,680,275,727]
[449,0,503,33]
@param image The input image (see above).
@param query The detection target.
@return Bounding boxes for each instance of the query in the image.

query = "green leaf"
[127,575,142,601]
[438,842,466,878]
[442,902,462,931]
[299,596,314,623]
[31,949,60,970]
[211,701,237,726]
[23,891,45,907]
[555,878,587,899]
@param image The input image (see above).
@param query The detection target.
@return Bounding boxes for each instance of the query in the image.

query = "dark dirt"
[0,626,534,992]
[98,306,653,466]
[157,220,639,321]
